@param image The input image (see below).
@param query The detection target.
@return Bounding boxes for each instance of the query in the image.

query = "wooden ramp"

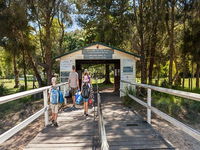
[25,107,97,150]
[101,92,174,150]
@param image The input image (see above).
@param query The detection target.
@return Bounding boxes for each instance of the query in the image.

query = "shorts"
[51,104,58,113]
[83,98,89,102]
[70,87,78,96]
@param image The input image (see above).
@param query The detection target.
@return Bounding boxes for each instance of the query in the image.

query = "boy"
[49,77,59,127]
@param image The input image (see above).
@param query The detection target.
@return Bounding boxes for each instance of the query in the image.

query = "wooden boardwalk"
[25,91,174,150]
[101,92,174,150]
[25,106,97,150]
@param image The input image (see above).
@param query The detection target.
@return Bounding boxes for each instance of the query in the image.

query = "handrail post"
[147,88,151,124]
[43,89,49,126]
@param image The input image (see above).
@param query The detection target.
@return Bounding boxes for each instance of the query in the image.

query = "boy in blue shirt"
[49,77,59,127]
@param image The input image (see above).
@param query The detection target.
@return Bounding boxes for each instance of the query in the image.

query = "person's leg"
[85,101,88,116]
[84,102,86,115]
[51,104,55,124]
[54,113,58,122]
[72,88,76,107]
[54,105,59,127]
[73,96,76,107]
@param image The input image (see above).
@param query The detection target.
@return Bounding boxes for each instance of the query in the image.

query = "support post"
[43,89,49,126]
[147,88,151,124]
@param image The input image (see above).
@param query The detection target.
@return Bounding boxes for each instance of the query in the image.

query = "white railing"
[0,82,68,144]
[120,80,200,142]
[97,84,109,150]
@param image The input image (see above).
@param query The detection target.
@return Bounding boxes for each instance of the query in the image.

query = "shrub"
[0,84,8,96]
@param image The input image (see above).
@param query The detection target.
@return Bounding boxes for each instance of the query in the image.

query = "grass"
[0,79,41,121]
[0,79,38,95]
[136,77,198,90]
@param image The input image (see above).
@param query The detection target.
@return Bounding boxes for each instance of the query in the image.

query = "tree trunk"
[26,51,44,87]
[166,0,175,85]
[103,64,111,84]
[13,53,19,88]
[22,49,27,90]
[196,63,200,88]
[44,20,52,85]
[139,7,147,83]
[148,34,157,84]
[191,61,194,90]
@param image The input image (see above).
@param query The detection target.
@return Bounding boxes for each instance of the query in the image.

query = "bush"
[0,84,8,96]
[18,85,26,92]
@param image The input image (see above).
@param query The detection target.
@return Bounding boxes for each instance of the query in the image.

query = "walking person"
[49,77,59,127]
[69,65,79,108]
[82,69,90,116]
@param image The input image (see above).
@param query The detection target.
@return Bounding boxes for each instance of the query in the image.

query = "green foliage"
[0,84,8,96]
[76,0,132,47]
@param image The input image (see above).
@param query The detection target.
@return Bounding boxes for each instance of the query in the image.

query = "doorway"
[76,59,120,92]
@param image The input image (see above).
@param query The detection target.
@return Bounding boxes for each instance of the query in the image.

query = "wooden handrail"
[0,82,67,104]
[120,80,200,141]
[0,82,68,144]
[97,82,109,150]
[121,80,200,102]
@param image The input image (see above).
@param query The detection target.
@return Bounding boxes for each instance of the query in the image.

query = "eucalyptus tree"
[27,0,72,85]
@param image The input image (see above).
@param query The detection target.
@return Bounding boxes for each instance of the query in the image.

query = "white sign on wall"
[60,60,73,71]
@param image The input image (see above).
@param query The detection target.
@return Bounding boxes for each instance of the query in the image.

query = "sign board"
[123,66,133,72]
[60,60,73,71]
[123,59,133,73]
[82,49,114,59]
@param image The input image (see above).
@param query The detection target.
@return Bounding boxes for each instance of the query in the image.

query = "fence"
[120,80,200,142]
[0,82,68,144]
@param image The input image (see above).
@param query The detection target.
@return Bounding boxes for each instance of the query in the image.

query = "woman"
[82,69,90,116]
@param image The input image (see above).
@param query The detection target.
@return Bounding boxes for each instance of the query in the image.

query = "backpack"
[59,91,64,104]
[50,88,59,104]
[81,83,90,98]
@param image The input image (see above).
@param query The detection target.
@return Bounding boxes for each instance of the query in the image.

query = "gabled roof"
[54,42,141,60]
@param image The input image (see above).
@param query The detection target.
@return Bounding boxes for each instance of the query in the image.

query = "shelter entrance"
[76,59,120,92]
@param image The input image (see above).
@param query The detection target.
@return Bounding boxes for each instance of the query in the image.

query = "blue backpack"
[50,88,59,104]
[59,91,64,104]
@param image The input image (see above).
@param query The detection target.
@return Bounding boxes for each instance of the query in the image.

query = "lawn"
[0,79,38,96]
[136,78,198,89]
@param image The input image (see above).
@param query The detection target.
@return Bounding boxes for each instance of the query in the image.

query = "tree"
[76,0,131,47]
[28,0,72,85]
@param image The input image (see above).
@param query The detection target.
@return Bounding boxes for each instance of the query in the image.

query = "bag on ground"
[81,83,90,98]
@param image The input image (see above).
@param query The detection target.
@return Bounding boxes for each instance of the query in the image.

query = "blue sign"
[123,66,133,73]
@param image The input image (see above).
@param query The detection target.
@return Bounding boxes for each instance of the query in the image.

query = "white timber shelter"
[55,42,140,96]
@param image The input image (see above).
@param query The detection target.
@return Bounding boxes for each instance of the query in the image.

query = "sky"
[66,14,82,32]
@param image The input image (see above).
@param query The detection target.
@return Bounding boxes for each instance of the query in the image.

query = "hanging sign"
[83,49,114,59]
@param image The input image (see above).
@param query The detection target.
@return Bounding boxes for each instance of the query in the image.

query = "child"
[82,69,90,116]
[49,77,59,127]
